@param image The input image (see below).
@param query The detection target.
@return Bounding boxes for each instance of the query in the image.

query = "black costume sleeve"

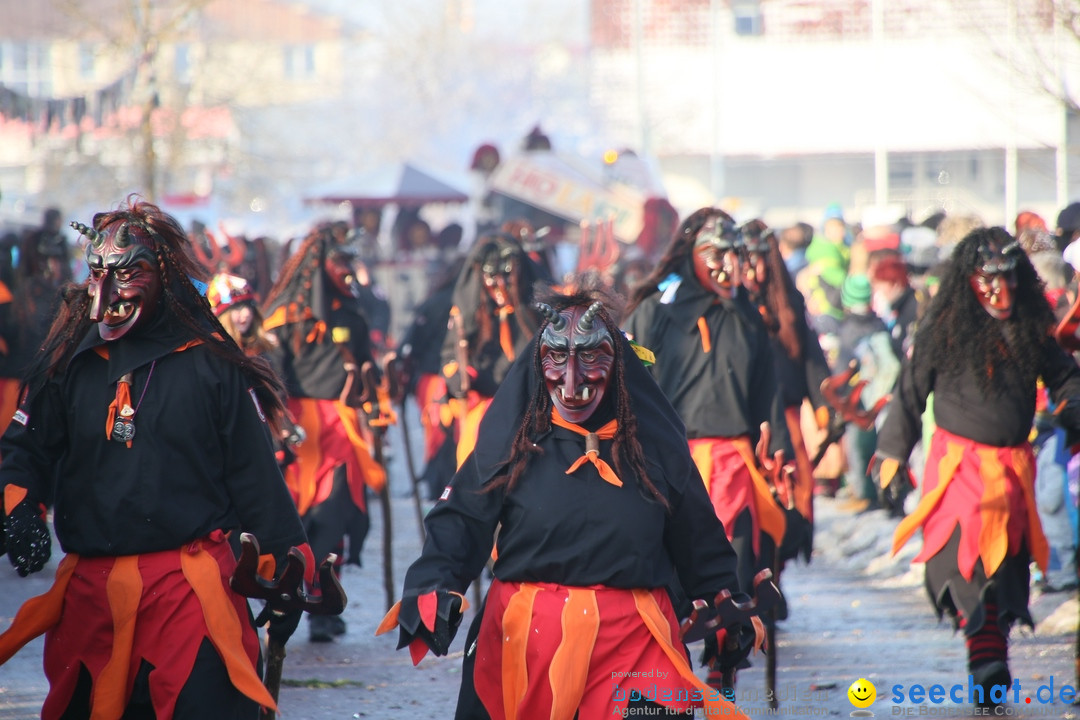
[1040,336,1080,407]
[1039,336,1080,435]
[0,381,64,507]
[753,333,794,459]
[216,364,307,557]
[801,310,832,411]
[401,457,504,598]
[664,462,742,600]
[875,342,934,462]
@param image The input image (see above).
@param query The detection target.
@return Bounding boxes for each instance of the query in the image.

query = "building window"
[284,45,315,78]
[889,160,915,188]
[12,43,28,72]
[79,44,96,80]
[0,42,52,96]
[733,0,763,36]
[174,44,191,83]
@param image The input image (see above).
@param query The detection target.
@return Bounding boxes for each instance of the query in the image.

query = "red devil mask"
[969,235,1020,320]
[76,220,163,341]
[693,215,744,301]
[741,223,771,297]
[481,244,519,309]
[537,301,615,424]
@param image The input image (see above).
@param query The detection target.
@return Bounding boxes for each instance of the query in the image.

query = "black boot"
[971,660,1011,710]
[309,614,337,643]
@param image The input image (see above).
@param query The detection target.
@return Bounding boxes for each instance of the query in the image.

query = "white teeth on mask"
[562,387,571,401]
[581,386,591,401]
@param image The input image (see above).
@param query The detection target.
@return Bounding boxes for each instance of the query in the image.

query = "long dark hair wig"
[454,233,541,351]
[625,206,735,317]
[744,220,802,360]
[916,226,1055,394]
[24,196,289,435]
[485,286,670,511]
[261,225,335,355]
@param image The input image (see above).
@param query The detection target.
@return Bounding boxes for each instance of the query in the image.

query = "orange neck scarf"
[96,339,204,448]
[498,306,516,361]
[550,409,621,487]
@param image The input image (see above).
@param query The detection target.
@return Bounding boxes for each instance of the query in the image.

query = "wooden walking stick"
[231,533,347,719]
[447,306,485,608]
[755,422,787,710]
[385,353,427,544]
[358,360,397,612]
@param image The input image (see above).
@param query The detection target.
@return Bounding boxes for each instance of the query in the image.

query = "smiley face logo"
[847,678,876,709]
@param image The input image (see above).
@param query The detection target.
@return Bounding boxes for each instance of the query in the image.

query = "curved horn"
[535,302,566,331]
[114,223,131,249]
[577,301,603,332]
[71,221,104,248]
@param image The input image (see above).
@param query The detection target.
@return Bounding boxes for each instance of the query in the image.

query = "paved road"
[1,409,1078,718]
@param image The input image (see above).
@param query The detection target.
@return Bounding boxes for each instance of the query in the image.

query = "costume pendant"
[112,405,136,442]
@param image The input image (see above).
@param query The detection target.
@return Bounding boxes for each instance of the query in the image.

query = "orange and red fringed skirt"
[892,427,1048,632]
[472,579,748,720]
[414,374,449,464]
[453,393,493,470]
[689,436,787,558]
[0,531,273,719]
[285,396,387,516]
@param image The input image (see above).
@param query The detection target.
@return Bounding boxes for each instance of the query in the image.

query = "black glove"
[777,505,812,564]
[870,455,913,516]
[396,590,465,657]
[699,620,759,673]
[5,498,51,577]
[254,604,304,647]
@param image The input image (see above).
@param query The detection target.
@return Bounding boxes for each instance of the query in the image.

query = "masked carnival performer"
[397,255,466,500]
[623,208,792,688]
[873,226,1080,706]
[0,197,312,719]
[1,215,73,441]
[379,287,762,719]
[441,233,546,470]
[740,220,833,565]
[262,224,387,642]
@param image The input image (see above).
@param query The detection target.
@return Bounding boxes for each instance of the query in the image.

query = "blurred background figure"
[440,233,548,471]
[207,272,275,358]
[262,225,388,642]
[835,274,900,510]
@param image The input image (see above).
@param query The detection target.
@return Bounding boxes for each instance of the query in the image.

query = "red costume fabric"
[689,436,787,557]
[285,397,386,516]
[893,427,1048,580]
[0,532,272,719]
[472,579,742,720]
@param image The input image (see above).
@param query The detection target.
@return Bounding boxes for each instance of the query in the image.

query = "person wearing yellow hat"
[207,272,275,358]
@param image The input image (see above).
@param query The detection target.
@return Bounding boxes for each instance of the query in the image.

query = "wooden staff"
[358,361,397,612]
[385,353,426,544]
[231,533,347,719]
